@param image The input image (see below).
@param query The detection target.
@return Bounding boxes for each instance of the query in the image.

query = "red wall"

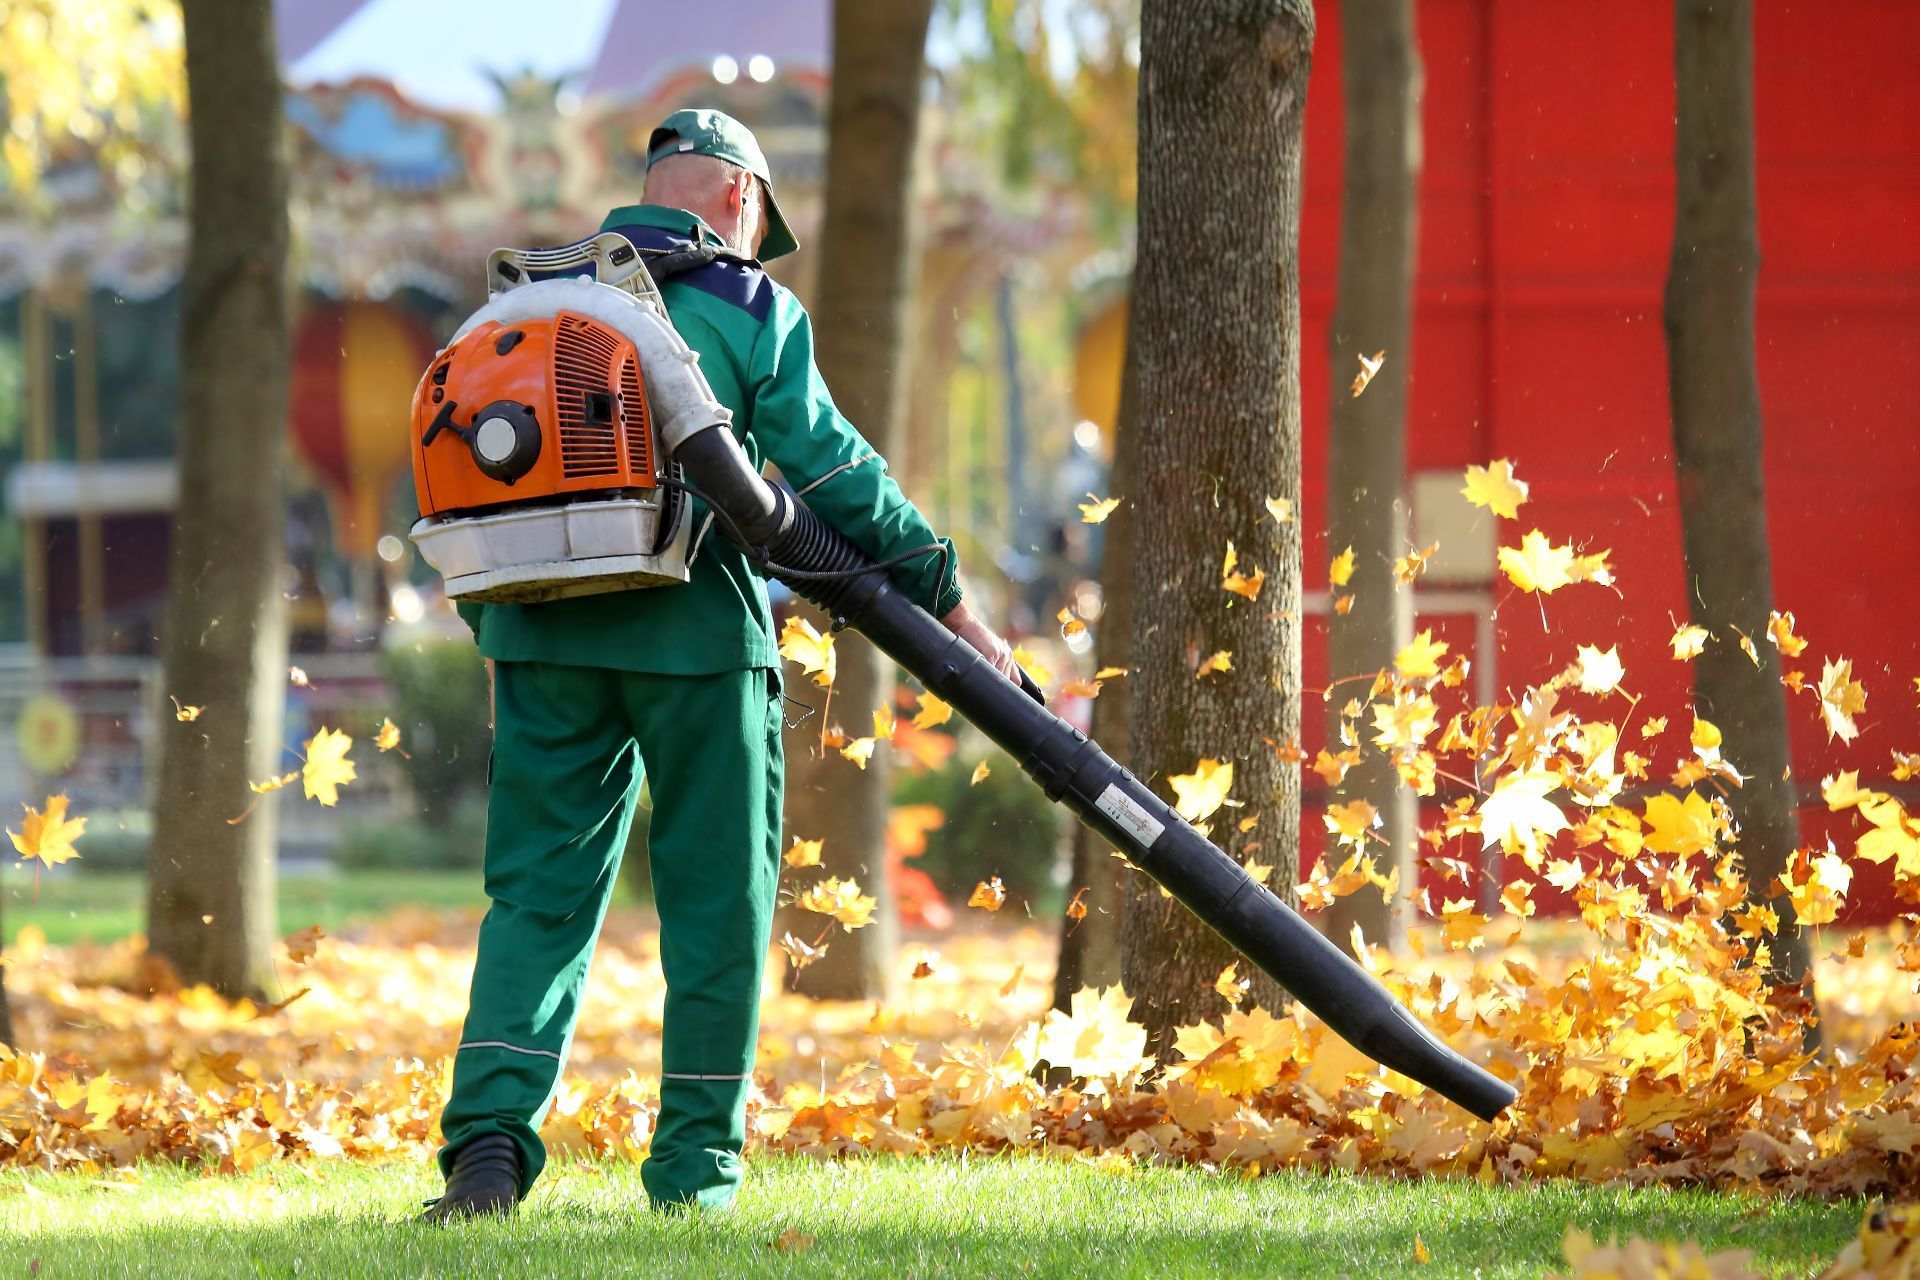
[1293,1,1920,921]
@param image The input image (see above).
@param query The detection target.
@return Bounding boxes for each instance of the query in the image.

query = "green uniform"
[437,203,959,1208]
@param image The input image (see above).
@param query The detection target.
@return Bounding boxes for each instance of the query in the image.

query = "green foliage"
[334,798,486,872]
[0,1154,1860,1279]
[895,746,1063,903]
[379,640,492,828]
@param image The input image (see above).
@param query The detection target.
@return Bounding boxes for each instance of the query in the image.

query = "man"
[426,109,1018,1219]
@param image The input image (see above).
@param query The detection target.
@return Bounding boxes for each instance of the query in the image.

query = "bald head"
[643,152,766,257]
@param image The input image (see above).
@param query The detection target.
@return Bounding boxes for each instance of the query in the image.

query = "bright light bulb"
[747,54,775,82]
[712,54,739,84]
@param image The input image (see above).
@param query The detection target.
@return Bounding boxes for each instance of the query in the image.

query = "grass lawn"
[0,1154,1859,1279]
[1,868,492,947]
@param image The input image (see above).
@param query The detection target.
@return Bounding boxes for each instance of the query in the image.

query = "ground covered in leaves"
[0,1153,1864,1279]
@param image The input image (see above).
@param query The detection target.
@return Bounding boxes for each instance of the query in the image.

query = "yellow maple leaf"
[169,695,203,722]
[1329,546,1357,588]
[967,876,1007,912]
[1438,897,1489,951]
[1497,530,1577,594]
[1036,985,1150,1080]
[1575,645,1625,695]
[1393,541,1439,585]
[1168,758,1234,824]
[1324,799,1379,850]
[1333,593,1355,615]
[1195,650,1233,679]
[910,691,953,729]
[374,717,402,752]
[1078,493,1121,524]
[301,728,356,807]
[795,876,877,931]
[1057,607,1087,640]
[1264,496,1293,524]
[1670,624,1710,660]
[1642,792,1716,857]
[1460,459,1529,519]
[1350,350,1386,397]
[779,931,828,971]
[9,795,86,868]
[282,924,324,965]
[1477,769,1568,865]
[1220,541,1267,601]
[970,759,991,786]
[1394,629,1449,680]
[1817,656,1867,743]
[785,837,824,868]
[840,736,878,769]
[872,705,897,742]
[1767,610,1808,658]
[778,615,837,689]
[1784,850,1852,928]
[1214,962,1250,1004]
[1372,693,1439,753]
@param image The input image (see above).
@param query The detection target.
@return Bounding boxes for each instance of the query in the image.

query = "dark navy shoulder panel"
[603,223,775,324]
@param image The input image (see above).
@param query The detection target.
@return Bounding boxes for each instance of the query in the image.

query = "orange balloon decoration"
[290,302,437,558]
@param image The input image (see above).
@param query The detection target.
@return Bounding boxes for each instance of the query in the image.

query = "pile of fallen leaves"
[1554,1202,1920,1278]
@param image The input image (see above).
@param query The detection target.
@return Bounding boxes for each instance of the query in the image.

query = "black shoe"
[421,1134,523,1223]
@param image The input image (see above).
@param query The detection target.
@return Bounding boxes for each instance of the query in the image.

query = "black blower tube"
[675,426,1518,1123]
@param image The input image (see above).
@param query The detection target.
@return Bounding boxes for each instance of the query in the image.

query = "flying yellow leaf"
[1195,650,1233,679]
[796,876,877,931]
[785,837,824,868]
[1094,666,1128,681]
[872,705,897,742]
[1497,531,1577,594]
[1642,792,1716,858]
[1329,546,1357,588]
[1168,759,1234,824]
[169,695,203,722]
[249,771,299,795]
[374,718,402,752]
[1395,630,1450,681]
[1438,897,1490,952]
[1784,850,1852,928]
[1264,496,1294,524]
[1460,460,1529,520]
[779,932,828,971]
[1078,493,1121,524]
[1767,610,1807,657]
[1214,962,1250,1004]
[1334,593,1354,615]
[910,692,953,729]
[288,666,311,688]
[1057,607,1087,639]
[283,924,325,965]
[1575,645,1625,695]
[1670,625,1710,661]
[1324,800,1379,850]
[1350,350,1385,397]
[840,736,877,769]
[1393,542,1439,585]
[1036,985,1150,1080]
[1817,656,1867,744]
[301,728,356,807]
[1477,769,1568,865]
[8,795,86,868]
[1011,644,1054,689]
[778,616,837,689]
[968,876,1007,912]
[970,759,991,786]
[1220,541,1267,602]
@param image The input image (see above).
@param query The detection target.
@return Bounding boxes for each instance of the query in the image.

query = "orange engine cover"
[410,310,659,518]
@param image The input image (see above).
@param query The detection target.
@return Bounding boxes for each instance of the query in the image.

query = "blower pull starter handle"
[669,420,1517,1123]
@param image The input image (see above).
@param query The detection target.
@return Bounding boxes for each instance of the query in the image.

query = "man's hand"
[940,600,1020,682]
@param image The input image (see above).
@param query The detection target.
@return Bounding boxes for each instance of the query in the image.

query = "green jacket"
[455,204,961,674]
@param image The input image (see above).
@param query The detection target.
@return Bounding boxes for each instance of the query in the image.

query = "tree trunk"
[1120,0,1314,1057]
[145,0,291,1000]
[1322,0,1421,955]
[1051,321,1138,1010]
[781,0,935,1001]
[1664,0,1814,1019]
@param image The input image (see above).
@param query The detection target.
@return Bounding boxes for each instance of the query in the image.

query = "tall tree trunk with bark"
[1052,324,1138,1009]
[1120,0,1314,1057]
[1665,0,1813,1017]
[145,0,291,1000]
[1322,0,1422,955]
[781,0,935,1001]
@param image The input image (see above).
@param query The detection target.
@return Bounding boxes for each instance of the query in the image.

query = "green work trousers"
[436,660,784,1209]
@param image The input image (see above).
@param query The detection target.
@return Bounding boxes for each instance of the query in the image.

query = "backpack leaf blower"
[410,237,1519,1123]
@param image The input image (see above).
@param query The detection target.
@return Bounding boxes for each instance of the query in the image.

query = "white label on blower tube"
[1095,783,1165,849]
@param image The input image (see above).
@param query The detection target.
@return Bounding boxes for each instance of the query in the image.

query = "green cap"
[646,107,799,262]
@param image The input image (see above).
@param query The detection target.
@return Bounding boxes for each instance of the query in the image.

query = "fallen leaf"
[778,616,837,689]
[1671,625,1710,661]
[911,692,953,729]
[283,924,325,965]
[1575,645,1625,695]
[1329,546,1356,588]
[768,1229,815,1254]
[1214,962,1250,1004]
[1168,759,1234,824]
[8,795,86,868]
[301,728,357,807]
[1817,657,1867,743]
[968,876,1007,912]
[796,877,877,931]
[785,838,824,868]
[1498,531,1578,594]
[1460,460,1529,519]
[1395,630,1450,681]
